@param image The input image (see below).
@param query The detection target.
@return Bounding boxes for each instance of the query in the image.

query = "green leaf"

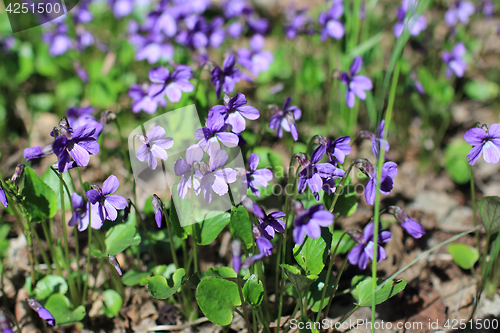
[444,140,471,184]
[102,289,123,318]
[464,80,499,102]
[331,184,358,217]
[194,211,230,245]
[169,200,190,239]
[105,224,142,255]
[352,277,407,307]
[331,230,355,255]
[478,196,500,235]
[202,267,237,279]
[22,167,57,221]
[243,274,264,307]
[196,277,241,326]
[307,270,336,312]
[0,224,11,257]
[41,168,75,211]
[448,243,479,269]
[281,264,318,294]
[34,275,68,301]
[297,317,320,333]
[230,206,254,249]
[251,147,283,172]
[44,294,86,326]
[17,43,34,83]
[293,230,331,276]
[148,268,185,299]
[35,43,58,77]
[122,270,151,286]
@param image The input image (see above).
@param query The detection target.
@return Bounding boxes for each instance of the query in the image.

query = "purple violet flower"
[223,0,252,19]
[194,112,239,155]
[52,123,100,174]
[211,54,247,99]
[0,182,7,208]
[293,201,334,245]
[347,222,391,270]
[174,145,204,199]
[148,65,194,104]
[245,153,273,197]
[68,192,94,231]
[242,228,273,270]
[110,0,134,18]
[66,106,102,139]
[253,205,285,240]
[135,35,174,64]
[393,0,427,38]
[175,16,209,50]
[86,175,128,224]
[129,84,166,114]
[26,298,55,326]
[464,123,500,165]
[356,159,398,205]
[24,145,53,161]
[296,152,344,200]
[340,56,373,109]
[228,21,244,39]
[42,23,72,56]
[442,42,467,79]
[482,0,494,17]
[284,7,312,39]
[318,3,345,40]
[359,120,390,158]
[136,126,174,170]
[326,136,352,164]
[269,97,302,141]
[0,309,14,333]
[445,1,475,27]
[152,194,163,228]
[389,206,425,239]
[197,150,237,203]
[210,93,260,133]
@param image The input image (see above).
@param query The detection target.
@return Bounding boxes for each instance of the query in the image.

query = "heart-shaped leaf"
[293,229,331,276]
[102,289,123,318]
[196,277,241,326]
[23,167,57,221]
[148,268,185,299]
[479,196,500,235]
[281,264,317,294]
[34,275,68,301]
[122,270,151,286]
[230,206,254,249]
[243,274,264,307]
[448,243,479,269]
[194,211,230,245]
[352,277,407,307]
[44,294,86,326]
[105,224,141,255]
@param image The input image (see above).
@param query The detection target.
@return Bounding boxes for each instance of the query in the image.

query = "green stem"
[59,176,79,306]
[236,276,252,332]
[323,256,349,332]
[82,206,92,303]
[41,219,63,277]
[130,200,157,263]
[32,228,51,274]
[164,207,179,268]
[283,301,301,333]
[371,59,401,332]
[469,166,480,252]
[256,261,271,323]
[329,160,359,212]
[315,232,348,323]
[256,306,270,333]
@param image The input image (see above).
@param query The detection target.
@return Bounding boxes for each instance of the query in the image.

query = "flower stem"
[236,276,252,332]
[469,165,480,252]
[164,207,179,268]
[82,207,92,303]
[323,256,348,331]
[370,58,401,332]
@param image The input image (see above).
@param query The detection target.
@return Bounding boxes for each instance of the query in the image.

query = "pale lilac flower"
[340,56,373,108]
[210,93,260,133]
[86,175,128,225]
[0,183,7,208]
[293,201,334,245]
[129,84,166,114]
[464,123,500,165]
[228,22,244,39]
[245,153,272,197]
[175,16,209,50]
[445,1,475,26]
[42,23,72,56]
[152,195,163,228]
[174,145,204,199]
[318,3,345,40]
[356,159,398,205]
[269,97,302,141]
[68,193,90,231]
[110,0,134,18]
[135,36,174,64]
[136,126,174,170]
[26,298,55,326]
[389,206,425,239]
[347,222,391,270]
[284,7,312,39]
[236,34,274,76]
[197,150,237,203]
[194,112,239,155]
[148,65,194,104]
[108,255,123,275]
[442,42,467,78]
[393,0,427,38]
